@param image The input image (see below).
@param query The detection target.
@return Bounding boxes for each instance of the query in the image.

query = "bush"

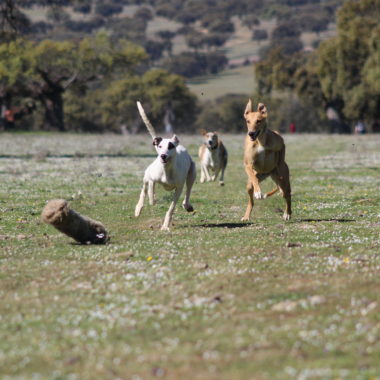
[73,4,91,14]
[196,94,248,133]
[30,21,53,35]
[145,40,166,61]
[64,92,105,132]
[161,52,227,78]
[95,3,123,17]
[134,7,153,22]
[196,94,327,133]
[258,96,328,133]
[252,29,268,42]
[64,19,105,33]
[208,20,235,34]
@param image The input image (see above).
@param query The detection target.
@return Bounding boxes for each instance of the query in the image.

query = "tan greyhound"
[241,99,291,221]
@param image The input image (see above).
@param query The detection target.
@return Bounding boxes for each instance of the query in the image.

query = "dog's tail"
[137,101,157,139]
[264,186,279,198]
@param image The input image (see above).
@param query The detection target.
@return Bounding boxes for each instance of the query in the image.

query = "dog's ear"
[244,99,252,117]
[257,103,268,117]
[171,134,180,146]
[153,137,162,146]
[199,129,207,136]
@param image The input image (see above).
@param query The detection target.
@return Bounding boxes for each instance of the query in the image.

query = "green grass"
[1,133,380,380]
[187,65,255,101]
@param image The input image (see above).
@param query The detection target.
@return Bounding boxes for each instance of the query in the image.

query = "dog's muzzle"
[248,131,260,141]
[160,154,168,163]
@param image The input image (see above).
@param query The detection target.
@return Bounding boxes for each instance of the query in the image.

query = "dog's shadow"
[188,217,356,229]
[297,218,356,223]
[192,222,253,229]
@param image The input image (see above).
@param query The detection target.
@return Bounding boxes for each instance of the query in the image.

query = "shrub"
[161,52,227,78]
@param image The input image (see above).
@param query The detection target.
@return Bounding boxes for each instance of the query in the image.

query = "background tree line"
[1,0,379,133]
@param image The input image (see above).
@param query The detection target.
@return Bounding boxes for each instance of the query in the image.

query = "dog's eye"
[158,145,162,148]
[168,142,175,150]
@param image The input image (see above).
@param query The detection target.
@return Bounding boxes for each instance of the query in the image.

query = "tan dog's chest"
[245,141,279,174]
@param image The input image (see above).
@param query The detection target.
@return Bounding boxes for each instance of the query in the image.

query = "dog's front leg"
[135,181,148,216]
[200,164,206,183]
[244,165,263,200]
[241,181,254,221]
[205,166,212,182]
[201,163,212,182]
[161,187,183,231]
[148,180,156,205]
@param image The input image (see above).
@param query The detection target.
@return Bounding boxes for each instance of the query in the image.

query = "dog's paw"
[241,216,250,222]
[183,204,194,212]
[219,181,225,186]
[283,212,291,221]
[160,225,170,231]
[254,192,264,200]
[135,206,142,217]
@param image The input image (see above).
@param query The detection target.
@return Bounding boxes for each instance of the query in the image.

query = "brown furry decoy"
[41,199,108,244]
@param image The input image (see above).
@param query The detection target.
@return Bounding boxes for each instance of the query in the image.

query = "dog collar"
[205,143,218,150]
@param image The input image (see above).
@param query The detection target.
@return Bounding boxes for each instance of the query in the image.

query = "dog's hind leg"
[212,167,220,182]
[148,180,156,205]
[241,181,254,221]
[219,152,227,186]
[183,161,196,212]
[135,181,148,217]
[264,186,279,198]
[218,167,225,186]
[162,187,183,231]
[270,164,291,221]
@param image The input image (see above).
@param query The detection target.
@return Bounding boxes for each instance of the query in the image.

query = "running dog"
[135,102,196,230]
[241,99,291,221]
[198,130,228,185]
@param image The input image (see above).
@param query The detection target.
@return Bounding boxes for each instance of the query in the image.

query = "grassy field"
[1,133,380,380]
[187,65,255,101]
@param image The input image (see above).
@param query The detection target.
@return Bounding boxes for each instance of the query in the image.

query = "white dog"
[135,102,196,230]
[198,130,228,186]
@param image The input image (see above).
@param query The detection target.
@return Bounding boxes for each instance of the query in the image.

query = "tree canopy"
[254,0,380,129]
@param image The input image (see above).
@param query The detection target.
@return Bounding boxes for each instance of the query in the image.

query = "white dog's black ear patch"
[153,137,162,146]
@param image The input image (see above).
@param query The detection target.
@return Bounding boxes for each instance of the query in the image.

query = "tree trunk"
[39,86,65,131]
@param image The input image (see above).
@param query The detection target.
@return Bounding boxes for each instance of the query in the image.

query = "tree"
[0,34,147,130]
[100,69,198,132]
[141,69,198,131]
[316,0,380,123]
[254,0,380,130]
[161,52,227,78]
[252,29,268,43]
[0,0,31,41]
[196,94,248,133]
